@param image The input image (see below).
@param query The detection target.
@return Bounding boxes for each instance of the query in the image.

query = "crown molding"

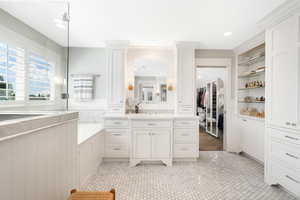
[175,41,202,49]
[257,0,300,29]
[234,31,265,54]
[105,40,130,48]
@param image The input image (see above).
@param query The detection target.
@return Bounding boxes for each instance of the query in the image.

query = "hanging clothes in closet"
[197,87,206,109]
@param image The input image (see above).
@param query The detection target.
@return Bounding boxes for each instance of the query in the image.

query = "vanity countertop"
[0,111,79,141]
[105,113,199,120]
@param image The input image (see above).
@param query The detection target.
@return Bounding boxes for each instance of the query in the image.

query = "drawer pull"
[286,122,291,126]
[114,122,121,125]
[285,175,300,184]
[113,148,121,151]
[285,135,299,141]
[291,123,297,127]
[181,133,189,136]
[181,148,189,151]
[285,153,299,160]
[180,122,189,124]
[147,123,156,126]
[112,133,122,136]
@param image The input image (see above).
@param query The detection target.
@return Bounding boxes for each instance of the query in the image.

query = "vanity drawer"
[270,140,300,171]
[270,128,300,146]
[105,119,129,128]
[105,129,129,145]
[178,105,193,113]
[271,163,300,197]
[132,120,172,128]
[173,144,197,158]
[105,144,129,157]
[174,120,197,128]
[174,129,196,144]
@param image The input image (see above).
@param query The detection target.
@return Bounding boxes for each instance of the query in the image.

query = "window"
[0,42,25,101]
[28,52,54,100]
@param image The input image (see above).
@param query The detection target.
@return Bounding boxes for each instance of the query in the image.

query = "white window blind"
[0,42,25,101]
[28,52,54,100]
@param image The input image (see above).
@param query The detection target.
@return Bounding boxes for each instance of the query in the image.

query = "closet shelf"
[238,70,265,78]
[238,101,265,104]
[238,55,265,66]
[238,87,265,91]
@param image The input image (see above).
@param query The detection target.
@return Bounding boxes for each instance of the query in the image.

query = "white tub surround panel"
[106,41,129,115]
[0,112,79,200]
[78,123,104,185]
[260,1,300,197]
[104,115,199,166]
[175,42,197,116]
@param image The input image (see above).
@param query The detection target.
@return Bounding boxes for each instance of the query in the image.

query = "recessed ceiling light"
[224,32,232,37]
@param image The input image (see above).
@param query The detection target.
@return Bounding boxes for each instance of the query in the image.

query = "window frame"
[0,25,59,107]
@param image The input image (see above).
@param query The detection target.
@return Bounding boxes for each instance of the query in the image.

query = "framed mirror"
[127,48,175,109]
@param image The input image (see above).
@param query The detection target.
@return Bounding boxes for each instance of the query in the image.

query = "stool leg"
[110,189,116,200]
[70,189,77,194]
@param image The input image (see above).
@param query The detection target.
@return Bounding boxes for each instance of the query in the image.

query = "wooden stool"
[68,189,115,200]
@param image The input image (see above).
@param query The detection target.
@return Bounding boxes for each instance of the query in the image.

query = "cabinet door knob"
[291,123,297,127]
[148,123,156,126]
[286,122,291,126]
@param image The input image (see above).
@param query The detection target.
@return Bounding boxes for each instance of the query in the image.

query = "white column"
[105,40,129,115]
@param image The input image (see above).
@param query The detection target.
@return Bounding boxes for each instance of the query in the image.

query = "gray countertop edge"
[0,111,79,142]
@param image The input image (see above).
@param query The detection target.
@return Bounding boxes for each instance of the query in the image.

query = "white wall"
[68,47,107,121]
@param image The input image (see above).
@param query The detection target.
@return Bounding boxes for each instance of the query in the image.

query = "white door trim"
[195,58,233,152]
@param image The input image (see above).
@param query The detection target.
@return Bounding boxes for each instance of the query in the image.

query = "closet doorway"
[196,66,226,151]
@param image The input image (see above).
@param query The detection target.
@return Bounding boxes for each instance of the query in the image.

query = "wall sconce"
[128,83,134,91]
[167,85,174,91]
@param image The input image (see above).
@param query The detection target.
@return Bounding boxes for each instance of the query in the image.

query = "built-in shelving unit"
[237,43,266,119]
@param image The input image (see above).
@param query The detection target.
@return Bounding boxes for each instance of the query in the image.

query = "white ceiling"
[0,0,286,49]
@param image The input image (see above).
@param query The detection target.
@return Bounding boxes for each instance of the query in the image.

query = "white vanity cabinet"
[104,118,130,158]
[131,119,173,166]
[176,43,196,115]
[106,41,129,115]
[266,15,300,131]
[173,118,199,159]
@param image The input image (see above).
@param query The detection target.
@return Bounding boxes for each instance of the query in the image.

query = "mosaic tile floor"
[82,151,297,200]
